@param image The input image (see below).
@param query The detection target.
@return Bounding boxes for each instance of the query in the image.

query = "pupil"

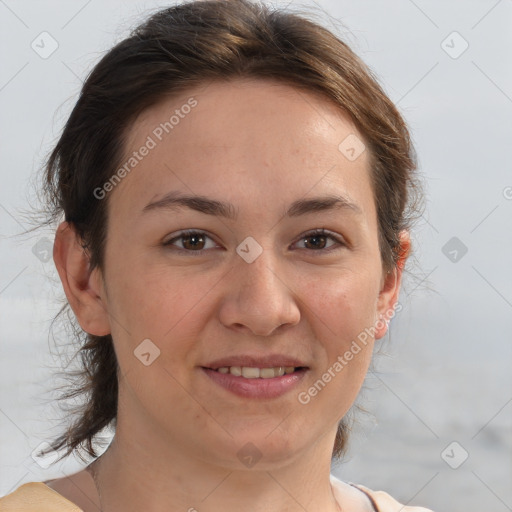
[306,235,325,249]
[185,234,203,249]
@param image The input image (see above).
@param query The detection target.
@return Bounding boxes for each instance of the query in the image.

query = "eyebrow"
[141,190,362,219]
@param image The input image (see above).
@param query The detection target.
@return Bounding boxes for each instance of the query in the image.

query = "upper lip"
[202,355,308,370]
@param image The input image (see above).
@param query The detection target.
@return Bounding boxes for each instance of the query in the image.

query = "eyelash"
[162,228,345,256]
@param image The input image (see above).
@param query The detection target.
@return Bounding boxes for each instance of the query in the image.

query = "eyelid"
[292,228,346,252]
[162,229,220,252]
[162,228,346,254]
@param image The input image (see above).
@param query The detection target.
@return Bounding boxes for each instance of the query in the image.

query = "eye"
[162,228,345,255]
[162,230,219,254]
[292,228,345,253]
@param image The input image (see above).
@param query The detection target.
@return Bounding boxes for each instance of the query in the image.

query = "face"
[80,78,401,468]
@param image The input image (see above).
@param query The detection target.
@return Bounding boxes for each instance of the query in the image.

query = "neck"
[88,428,342,512]
[86,381,347,512]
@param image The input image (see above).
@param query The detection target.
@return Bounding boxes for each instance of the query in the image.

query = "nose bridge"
[220,238,300,335]
[240,244,280,298]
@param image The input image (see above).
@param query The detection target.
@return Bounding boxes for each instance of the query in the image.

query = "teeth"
[242,367,260,378]
[260,368,278,378]
[230,366,242,377]
[215,366,297,378]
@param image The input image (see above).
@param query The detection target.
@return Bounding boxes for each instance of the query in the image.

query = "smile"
[201,366,308,399]
[215,366,299,378]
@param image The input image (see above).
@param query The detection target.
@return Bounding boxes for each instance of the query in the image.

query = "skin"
[51,78,409,512]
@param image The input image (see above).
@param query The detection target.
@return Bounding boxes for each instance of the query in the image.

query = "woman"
[0,0,432,510]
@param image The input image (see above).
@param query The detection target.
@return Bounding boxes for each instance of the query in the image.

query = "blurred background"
[0,1,511,510]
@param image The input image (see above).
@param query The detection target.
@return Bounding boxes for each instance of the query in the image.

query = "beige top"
[0,474,435,511]
[0,482,81,511]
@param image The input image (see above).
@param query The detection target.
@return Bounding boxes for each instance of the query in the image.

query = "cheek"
[303,267,381,344]
[104,265,214,415]
[295,269,380,414]
[104,256,216,376]
[107,255,208,329]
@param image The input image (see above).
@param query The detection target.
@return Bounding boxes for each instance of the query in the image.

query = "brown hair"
[37,0,419,464]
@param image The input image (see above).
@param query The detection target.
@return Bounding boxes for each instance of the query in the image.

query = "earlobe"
[53,221,111,336]
[374,230,410,339]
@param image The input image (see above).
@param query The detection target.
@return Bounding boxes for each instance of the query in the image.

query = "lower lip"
[201,367,308,399]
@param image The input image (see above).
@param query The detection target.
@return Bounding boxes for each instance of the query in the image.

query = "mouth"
[204,365,307,379]
[200,358,309,399]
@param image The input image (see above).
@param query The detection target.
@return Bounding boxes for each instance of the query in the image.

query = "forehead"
[108,78,374,221]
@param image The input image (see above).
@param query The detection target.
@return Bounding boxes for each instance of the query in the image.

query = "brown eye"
[163,230,217,254]
[293,229,345,253]
[303,233,329,250]
[180,232,206,250]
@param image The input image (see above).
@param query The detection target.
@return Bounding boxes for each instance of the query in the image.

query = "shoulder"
[0,481,83,511]
[0,468,98,512]
[330,475,435,512]
[353,484,436,512]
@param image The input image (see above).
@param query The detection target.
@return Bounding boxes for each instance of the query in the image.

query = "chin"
[221,425,311,469]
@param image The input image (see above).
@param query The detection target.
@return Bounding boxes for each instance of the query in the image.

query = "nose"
[217,244,301,336]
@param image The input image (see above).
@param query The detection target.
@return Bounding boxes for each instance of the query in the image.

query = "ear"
[374,230,410,340]
[53,221,111,336]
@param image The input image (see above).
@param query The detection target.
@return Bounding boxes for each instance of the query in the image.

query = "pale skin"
[49,78,410,512]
